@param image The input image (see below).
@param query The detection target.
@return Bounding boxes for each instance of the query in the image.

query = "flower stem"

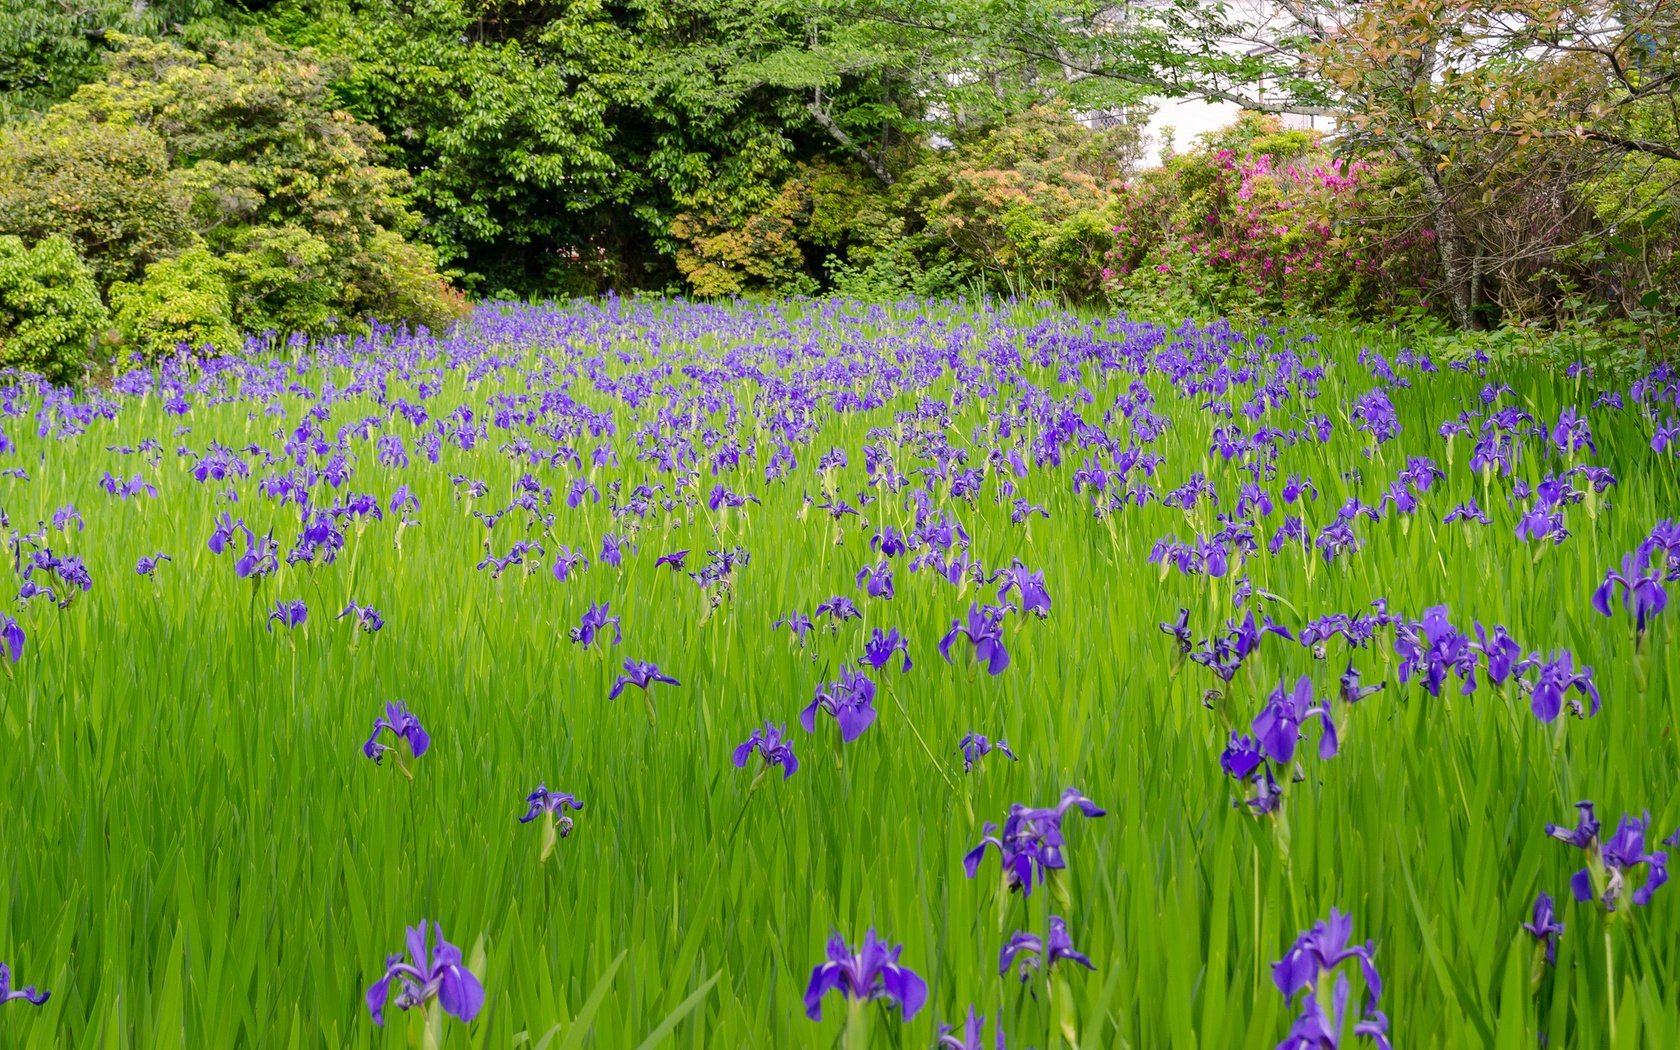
[1605,922,1617,1044]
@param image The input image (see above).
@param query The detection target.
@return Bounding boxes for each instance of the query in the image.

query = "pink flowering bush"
[1103,116,1439,320]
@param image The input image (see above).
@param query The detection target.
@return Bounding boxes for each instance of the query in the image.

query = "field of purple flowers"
[2,296,1678,1048]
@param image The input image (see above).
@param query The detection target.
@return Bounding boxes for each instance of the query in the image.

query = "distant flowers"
[964,788,1105,897]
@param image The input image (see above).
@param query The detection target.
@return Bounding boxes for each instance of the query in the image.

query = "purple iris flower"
[815,595,862,623]
[135,553,171,576]
[1471,623,1523,684]
[940,603,1011,675]
[1252,676,1339,764]
[0,962,49,1006]
[208,512,250,554]
[1273,909,1384,1010]
[1520,650,1599,723]
[600,532,625,567]
[1551,407,1595,456]
[856,559,895,599]
[1158,608,1193,652]
[1592,545,1668,637]
[362,700,430,764]
[999,916,1094,981]
[551,546,588,582]
[956,732,1017,773]
[266,598,307,632]
[50,505,83,532]
[1548,803,1669,910]
[775,610,816,644]
[1278,971,1392,1049]
[799,667,877,743]
[858,627,912,673]
[1394,606,1476,697]
[1521,892,1563,967]
[338,601,385,633]
[365,921,484,1027]
[0,614,24,662]
[235,532,279,579]
[1337,664,1384,704]
[1443,500,1492,525]
[655,549,689,572]
[992,559,1051,618]
[608,659,680,700]
[937,1006,1007,1050]
[964,788,1105,896]
[570,601,622,649]
[731,721,799,779]
[518,784,583,827]
[803,930,927,1021]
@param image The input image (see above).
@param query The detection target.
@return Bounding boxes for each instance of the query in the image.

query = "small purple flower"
[937,1006,1007,1050]
[1443,499,1492,525]
[608,659,680,700]
[1158,608,1193,653]
[1252,676,1339,765]
[803,930,927,1022]
[964,788,1105,896]
[1337,664,1384,705]
[940,602,1011,675]
[1521,892,1563,967]
[815,595,861,623]
[1278,972,1392,1049]
[570,601,622,649]
[655,549,689,572]
[266,598,308,632]
[799,667,878,743]
[1592,545,1668,637]
[338,601,385,633]
[1274,909,1382,1005]
[956,732,1017,773]
[992,559,1051,618]
[362,700,430,764]
[551,545,589,582]
[0,614,24,662]
[518,783,583,827]
[856,559,896,599]
[235,532,279,579]
[999,915,1095,981]
[731,721,799,779]
[858,627,912,673]
[1547,802,1669,910]
[135,553,171,576]
[0,962,50,1006]
[1520,650,1599,723]
[775,610,816,644]
[365,921,484,1027]
[208,512,250,555]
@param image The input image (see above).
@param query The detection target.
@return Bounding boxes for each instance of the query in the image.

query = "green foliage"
[0,120,192,285]
[1103,116,1439,322]
[108,246,240,355]
[0,0,233,111]
[0,233,107,380]
[895,107,1144,301]
[2,30,460,347]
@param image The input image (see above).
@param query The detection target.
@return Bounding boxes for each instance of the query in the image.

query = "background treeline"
[0,0,1676,377]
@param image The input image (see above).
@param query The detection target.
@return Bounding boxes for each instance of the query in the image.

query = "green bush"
[108,246,241,355]
[0,234,107,382]
[0,120,192,286]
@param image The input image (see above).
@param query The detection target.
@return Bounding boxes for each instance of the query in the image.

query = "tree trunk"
[806,102,895,186]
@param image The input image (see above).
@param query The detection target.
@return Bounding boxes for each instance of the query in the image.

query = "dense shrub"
[108,246,240,354]
[0,31,462,369]
[0,234,107,381]
[0,121,192,285]
[1101,116,1439,321]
